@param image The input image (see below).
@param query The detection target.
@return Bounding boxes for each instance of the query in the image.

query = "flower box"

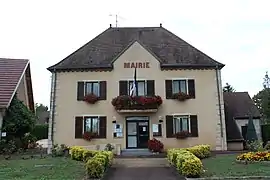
[82,132,98,141]
[174,131,191,139]
[172,92,191,101]
[111,95,163,110]
[83,93,99,104]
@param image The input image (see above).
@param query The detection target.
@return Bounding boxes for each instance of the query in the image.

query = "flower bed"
[70,146,114,179]
[236,151,270,162]
[111,95,163,110]
[167,144,211,178]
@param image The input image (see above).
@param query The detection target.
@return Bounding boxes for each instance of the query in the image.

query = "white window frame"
[77,115,103,135]
[173,115,191,133]
[126,79,147,96]
[83,81,101,97]
[171,79,189,94]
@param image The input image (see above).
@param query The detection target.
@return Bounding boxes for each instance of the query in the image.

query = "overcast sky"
[0,0,269,107]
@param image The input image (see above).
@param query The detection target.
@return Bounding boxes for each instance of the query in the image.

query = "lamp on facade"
[159,116,163,123]
[112,116,116,124]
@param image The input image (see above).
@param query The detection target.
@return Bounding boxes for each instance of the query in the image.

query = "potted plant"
[83,93,99,104]
[174,131,190,139]
[172,92,191,101]
[82,132,97,141]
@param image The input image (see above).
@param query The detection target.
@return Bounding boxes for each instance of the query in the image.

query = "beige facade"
[50,41,227,151]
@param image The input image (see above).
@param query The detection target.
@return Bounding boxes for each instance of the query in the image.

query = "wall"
[227,142,243,151]
[51,41,226,150]
[236,119,262,140]
[0,109,3,139]
[16,74,29,107]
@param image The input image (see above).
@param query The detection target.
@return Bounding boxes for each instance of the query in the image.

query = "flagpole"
[134,67,138,96]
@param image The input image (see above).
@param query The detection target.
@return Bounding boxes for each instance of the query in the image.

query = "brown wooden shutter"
[75,116,83,138]
[77,82,85,101]
[166,115,174,138]
[147,80,155,96]
[188,79,195,98]
[165,80,173,99]
[119,81,128,95]
[99,116,107,138]
[190,115,198,137]
[99,81,107,100]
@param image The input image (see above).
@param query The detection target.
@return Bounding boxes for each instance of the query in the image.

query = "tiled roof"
[223,92,261,119]
[48,26,225,71]
[0,58,29,108]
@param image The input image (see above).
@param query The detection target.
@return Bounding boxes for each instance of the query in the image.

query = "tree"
[246,116,258,141]
[252,71,270,123]
[35,103,48,113]
[2,95,36,139]
[223,83,236,92]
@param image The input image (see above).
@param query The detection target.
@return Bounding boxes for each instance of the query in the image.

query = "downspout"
[47,69,57,154]
[215,66,224,149]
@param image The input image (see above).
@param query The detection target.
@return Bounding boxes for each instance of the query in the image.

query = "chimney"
[160,23,162,27]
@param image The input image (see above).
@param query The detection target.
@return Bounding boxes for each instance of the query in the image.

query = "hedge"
[167,144,211,178]
[70,146,114,179]
[31,124,48,140]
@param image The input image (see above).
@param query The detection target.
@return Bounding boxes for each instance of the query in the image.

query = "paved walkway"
[104,158,185,180]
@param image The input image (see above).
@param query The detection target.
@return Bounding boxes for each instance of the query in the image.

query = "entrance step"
[113,158,170,167]
[119,149,166,158]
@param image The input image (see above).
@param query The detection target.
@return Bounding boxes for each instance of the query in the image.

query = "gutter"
[215,66,224,147]
[47,69,57,154]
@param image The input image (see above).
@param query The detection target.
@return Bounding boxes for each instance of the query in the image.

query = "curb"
[186,176,270,180]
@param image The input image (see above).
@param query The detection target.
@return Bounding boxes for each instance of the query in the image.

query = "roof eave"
[47,65,113,72]
[160,63,225,70]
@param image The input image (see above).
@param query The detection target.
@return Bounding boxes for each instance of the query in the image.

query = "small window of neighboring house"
[173,115,190,133]
[172,80,188,94]
[128,80,147,96]
[84,116,100,135]
[85,82,100,97]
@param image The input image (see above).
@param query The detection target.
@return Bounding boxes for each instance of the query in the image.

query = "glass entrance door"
[126,117,149,149]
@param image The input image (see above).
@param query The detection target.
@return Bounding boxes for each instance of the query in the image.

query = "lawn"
[202,154,270,177]
[0,156,85,180]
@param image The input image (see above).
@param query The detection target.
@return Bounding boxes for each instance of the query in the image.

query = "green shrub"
[85,158,105,179]
[186,144,211,159]
[52,144,69,157]
[94,153,108,167]
[31,124,48,140]
[167,146,206,178]
[70,146,84,161]
[82,150,98,162]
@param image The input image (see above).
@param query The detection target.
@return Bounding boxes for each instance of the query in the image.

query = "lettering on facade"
[124,62,150,68]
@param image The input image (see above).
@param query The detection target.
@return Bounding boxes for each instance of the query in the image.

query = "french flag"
[129,67,137,97]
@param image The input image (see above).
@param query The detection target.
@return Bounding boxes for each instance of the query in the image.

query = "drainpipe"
[215,66,224,150]
[47,69,57,154]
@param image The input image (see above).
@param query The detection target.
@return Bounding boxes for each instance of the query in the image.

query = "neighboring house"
[224,92,261,150]
[0,58,35,136]
[47,24,228,153]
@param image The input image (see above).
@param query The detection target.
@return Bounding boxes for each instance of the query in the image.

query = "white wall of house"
[235,119,262,140]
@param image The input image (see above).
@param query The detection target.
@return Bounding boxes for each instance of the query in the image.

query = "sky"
[0,0,269,107]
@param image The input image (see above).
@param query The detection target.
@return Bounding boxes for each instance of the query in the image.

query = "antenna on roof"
[109,14,126,27]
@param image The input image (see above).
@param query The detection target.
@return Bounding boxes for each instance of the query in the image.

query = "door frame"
[125,116,150,149]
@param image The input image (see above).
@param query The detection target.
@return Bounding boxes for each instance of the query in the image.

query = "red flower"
[148,138,164,153]
[82,132,97,141]
[174,131,190,139]
[84,93,99,104]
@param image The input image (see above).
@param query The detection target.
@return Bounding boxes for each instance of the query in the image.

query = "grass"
[0,156,85,180]
[202,154,270,177]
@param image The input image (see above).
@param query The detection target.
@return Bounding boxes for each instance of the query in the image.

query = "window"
[85,82,100,96]
[172,80,188,94]
[173,116,190,133]
[128,80,147,96]
[84,116,100,135]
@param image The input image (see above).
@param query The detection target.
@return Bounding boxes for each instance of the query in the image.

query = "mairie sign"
[124,62,150,68]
